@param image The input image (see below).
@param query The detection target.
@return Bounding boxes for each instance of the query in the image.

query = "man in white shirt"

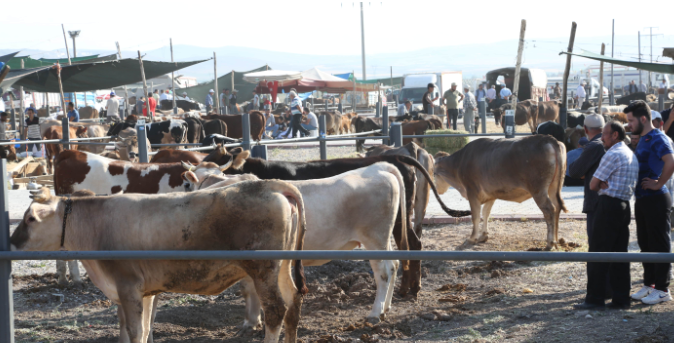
[486,85,497,103]
[165,90,173,101]
[659,79,671,94]
[159,90,169,102]
[397,100,412,116]
[252,90,260,111]
[106,91,120,119]
[219,89,229,113]
[499,84,512,100]
[181,92,191,101]
[575,81,587,109]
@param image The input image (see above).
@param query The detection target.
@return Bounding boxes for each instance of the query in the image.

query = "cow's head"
[75,126,89,139]
[0,145,17,161]
[169,121,188,144]
[181,151,249,190]
[201,145,249,167]
[10,188,63,251]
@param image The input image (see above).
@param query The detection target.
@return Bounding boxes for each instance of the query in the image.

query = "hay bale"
[424,129,469,155]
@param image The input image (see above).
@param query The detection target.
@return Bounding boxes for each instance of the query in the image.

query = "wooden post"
[19,60,25,140]
[598,43,606,114]
[0,159,15,343]
[61,24,76,108]
[55,63,67,122]
[116,42,130,118]
[511,19,526,110]
[171,39,177,115]
[561,22,578,129]
[137,51,152,121]
[214,52,219,115]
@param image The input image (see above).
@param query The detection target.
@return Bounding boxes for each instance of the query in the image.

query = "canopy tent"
[0,52,19,64]
[251,67,378,94]
[561,49,674,74]
[0,58,207,93]
[6,54,118,70]
[242,70,302,83]
[175,66,269,105]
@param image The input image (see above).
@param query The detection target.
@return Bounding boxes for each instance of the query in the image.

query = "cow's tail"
[279,183,309,295]
[382,163,409,271]
[553,141,569,213]
[395,155,471,217]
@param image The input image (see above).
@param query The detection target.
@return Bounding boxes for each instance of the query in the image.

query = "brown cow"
[402,119,434,146]
[75,125,109,154]
[340,115,351,134]
[78,106,99,119]
[494,100,561,133]
[419,114,444,130]
[204,112,265,140]
[150,149,206,164]
[43,126,89,173]
[433,135,567,250]
[606,112,628,124]
[318,111,342,135]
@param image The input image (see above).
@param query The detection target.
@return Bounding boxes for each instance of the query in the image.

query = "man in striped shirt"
[575,121,638,310]
[287,91,310,138]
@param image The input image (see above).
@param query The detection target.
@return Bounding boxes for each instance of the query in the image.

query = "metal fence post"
[659,94,665,112]
[429,105,434,115]
[382,105,389,145]
[505,109,515,139]
[251,145,267,160]
[390,123,402,147]
[325,99,329,112]
[61,116,70,150]
[478,99,487,134]
[338,103,343,113]
[375,101,380,118]
[136,122,149,163]
[9,109,15,131]
[242,112,251,151]
[0,159,15,343]
[319,115,327,160]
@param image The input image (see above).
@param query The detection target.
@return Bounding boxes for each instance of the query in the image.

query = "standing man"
[575,81,587,109]
[153,89,160,103]
[287,91,310,138]
[205,89,215,114]
[475,83,487,103]
[230,89,239,114]
[159,89,169,102]
[252,90,260,111]
[626,101,674,305]
[66,102,79,122]
[143,92,156,117]
[574,121,638,310]
[553,82,562,100]
[660,79,671,94]
[463,85,477,133]
[219,89,228,113]
[639,80,648,94]
[569,115,606,239]
[628,81,637,95]
[135,96,145,115]
[106,91,120,120]
[398,100,412,116]
[443,82,463,130]
[500,83,512,100]
[23,108,41,156]
[486,84,497,104]
[422,83,439,114]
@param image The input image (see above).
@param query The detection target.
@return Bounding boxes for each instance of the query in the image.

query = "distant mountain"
[3,34,671,83]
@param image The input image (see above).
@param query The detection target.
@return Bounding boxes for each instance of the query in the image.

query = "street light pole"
[68,30,81,108]
[360,2,366,81]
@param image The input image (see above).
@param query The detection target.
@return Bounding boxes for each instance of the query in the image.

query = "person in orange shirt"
[143,92,156,117]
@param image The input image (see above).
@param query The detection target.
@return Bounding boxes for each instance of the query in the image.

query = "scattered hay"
[485,288,505,296]
[436,283,467,293]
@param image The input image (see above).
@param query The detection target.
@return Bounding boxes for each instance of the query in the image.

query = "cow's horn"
[181,161,195,171]
[219,159,233,172]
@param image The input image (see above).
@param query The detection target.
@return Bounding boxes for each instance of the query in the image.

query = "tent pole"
[19,60,25,140]
[55,63,67,121]
[214,52,219,115]
[598,44,605,114]
[61,24,76,108]
[638,32,642,86]
[138,51,152,122]
[116,42,130,118]
[561,22,577,130]
[610,19,615,106]
[353,70,356,112]
[512,20,526,110]
[171,39,177,115]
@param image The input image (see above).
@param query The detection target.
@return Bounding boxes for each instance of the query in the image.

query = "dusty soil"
[11,219,674,343]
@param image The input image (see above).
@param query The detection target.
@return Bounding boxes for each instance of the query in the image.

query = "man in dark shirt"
[660,103,674,141]
[422,83,438,114]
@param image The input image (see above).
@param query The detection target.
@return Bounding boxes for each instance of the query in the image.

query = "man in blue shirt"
[205,89,214,113]
[66,102,79,122]
[499,84,512,100]
[626,100,674,305]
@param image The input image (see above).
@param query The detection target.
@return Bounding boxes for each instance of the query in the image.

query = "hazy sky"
[3,1,673,59]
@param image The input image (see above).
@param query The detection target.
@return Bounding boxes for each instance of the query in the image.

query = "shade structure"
[253,67,379,94]
[175,66,269,105]
[1,58,207,93]
[242,70,302,83]
[561,49,674,74]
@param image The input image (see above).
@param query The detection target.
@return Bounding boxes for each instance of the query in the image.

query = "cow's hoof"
[477,234,489,243]
[457,240,476,250]
[366,316,381,325]
[57,278,69,287]
[71,281,84,289]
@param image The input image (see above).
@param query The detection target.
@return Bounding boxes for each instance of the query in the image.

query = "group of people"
[569,100,674,309]
[263,90,318,139]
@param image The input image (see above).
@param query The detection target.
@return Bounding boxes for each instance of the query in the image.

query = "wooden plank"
[12,175,53,183]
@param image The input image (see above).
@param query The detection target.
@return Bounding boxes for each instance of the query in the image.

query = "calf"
[184,162,407,324]
[402,119,434,146]
[218,150,471,296]
[12,186,307,343]
[434,135,567,250]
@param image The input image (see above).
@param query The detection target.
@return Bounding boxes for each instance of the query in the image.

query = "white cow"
[182,161,408,324]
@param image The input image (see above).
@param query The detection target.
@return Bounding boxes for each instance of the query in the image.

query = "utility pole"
[68,30,80,58]
[360,2,366,81]
[171,38,177,114]
[638,31,642,86]
[115,42,130,118]
[643,27,662,89]
[61,24,76,108]
[610,19,615,105]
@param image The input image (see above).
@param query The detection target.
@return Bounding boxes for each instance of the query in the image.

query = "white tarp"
[242,70,302,83]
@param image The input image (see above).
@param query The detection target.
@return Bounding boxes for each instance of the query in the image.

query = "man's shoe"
[641,289,672,305]
[573,302,605,311]
[606,302,631,310]
[631,285,654,300]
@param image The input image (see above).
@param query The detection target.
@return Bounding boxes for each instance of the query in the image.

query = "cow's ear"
[29,188,52,204]
[233,150,250,169]
[184,171,199,184]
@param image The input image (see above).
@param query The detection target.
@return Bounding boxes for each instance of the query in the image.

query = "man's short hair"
[404,100,411,105]
[608,121,626,142]
[148,92,153,97]
[623,100,652,120]
[25,108,34,113]
[68,102,74,108]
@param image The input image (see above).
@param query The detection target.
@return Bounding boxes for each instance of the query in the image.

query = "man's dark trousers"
[585,195,631,305]
[290,113,310,138]
[447,108,458,130]
[635,192,672,291]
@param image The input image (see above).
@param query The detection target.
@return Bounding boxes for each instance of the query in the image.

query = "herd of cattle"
[6,98,623,342]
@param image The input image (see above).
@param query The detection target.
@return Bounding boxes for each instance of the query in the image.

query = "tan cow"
[433,135,567,250]
[12,186,308,343]
[494,100,561,133]
[182,161,407,324]
[43,126,89,173]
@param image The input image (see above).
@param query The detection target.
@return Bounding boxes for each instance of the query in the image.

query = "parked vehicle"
[547,76,608,99]
[485,67,548,102]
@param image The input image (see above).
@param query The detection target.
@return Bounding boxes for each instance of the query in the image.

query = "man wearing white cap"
[181,92,190,101]
[106,91,120,119]
[463,85,477,133]
[575,81,587,109]
[206,89,215,113]
[443,82,463,130]
[287,91,310,138]
[652,110,663,130]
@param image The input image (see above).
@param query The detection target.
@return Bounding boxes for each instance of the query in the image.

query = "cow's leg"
[462,196,483,247]
[279,259,303,343]
[549,188,563,244]
[240,275,263,330]
[366,258,396,323]
[478,200,496,243]
[141,295,155,343]
[56,260,68,286]
[384,259,399,313]
[147,296,159,343]
[253,263,285,343]
[118,286,145,343]
[413,177,431,237]
[68,260,83,287]
[532,193,557,250]
[392,212,410,296]
[118,304,130,343]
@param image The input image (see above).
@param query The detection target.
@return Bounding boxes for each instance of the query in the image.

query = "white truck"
[400,72,462,113]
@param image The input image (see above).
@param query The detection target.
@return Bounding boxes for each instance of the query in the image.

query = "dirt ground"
[11,219,674,343]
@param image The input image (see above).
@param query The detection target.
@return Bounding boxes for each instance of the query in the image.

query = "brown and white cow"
[433,135,567,250]
[11,186,308,343]
[182,161,407,324]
